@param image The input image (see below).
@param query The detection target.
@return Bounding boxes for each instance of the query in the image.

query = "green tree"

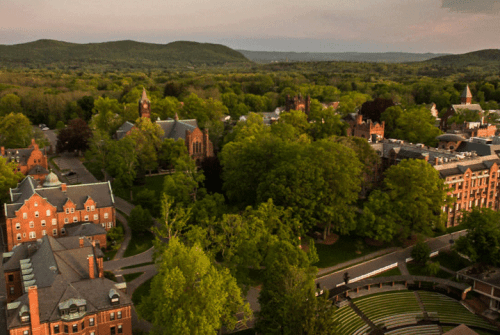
[107,137,138,189]
[56,118,92,153]
[0,156,24,202]
[91,97,122,135]
[411,240,431,265]
[128,205,153,233]
[0,113,33,148]
[391,106,442,146]
[455,208,500,267]
[359,190,398,242]
[128,117,164,173]
[158,138,189,169]
[163,155,205,206]
[139,238,251,335]
[0,94,22,116]
[383,159,452,238]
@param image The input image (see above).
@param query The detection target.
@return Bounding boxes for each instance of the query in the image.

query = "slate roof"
[456,141,493,156]
[5,235,131,329]
[157,119,198,141]
[27,165,49,176]
[115,121,135,140]
[1,148,35,166]
[65,222,107,238]
[5,176,115,218]
[438,158,500,177]
[451,104,483,113]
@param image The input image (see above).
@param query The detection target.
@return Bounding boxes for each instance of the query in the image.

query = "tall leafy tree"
[0,157,24,202]
[455,208,500,267]
[0,94,23,116]
[139,238,251,335]
[56,118,92,153]
[0,113,33,148]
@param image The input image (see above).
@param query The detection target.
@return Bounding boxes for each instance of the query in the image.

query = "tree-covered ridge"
[425,49,500,67]
[0,39,251,69]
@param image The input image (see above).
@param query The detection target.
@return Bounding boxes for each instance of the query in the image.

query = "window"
[23,233,26,238]
[91,206,95,211]
[117,311,122,319]
[64,218,69,223]
[65,208,69,214]
[8,274,14,282]
[29,232,36,239]
[104,213,109,219]
[23,213,27,219]
[91,333,95,335]
[10,286,14,295]
[61,228,66,234]
[54,325,60,334]
[118,325,123,334]
[86,206,90,212]
[108,222,113,228]
[23,331,29,335]
[110,326,116,335]
[72,324,77,333]
[29,222,34,228]
[52,218,57,225]
[41,220,46,227]
[93,214,98,220]
[42,230,46,236]
[81,321,85,330]
[64,325,68,333]
[71,208,74,213]
[16,234,21,241]
[73,217,78,222]
[46,210,51,216]
[15,223,20,230]
[53,229,57,236]
[89,318,94,326]
[84,215,89,221]
[102,223,106,228]
[110,312,115,321]
[34,202,38,207]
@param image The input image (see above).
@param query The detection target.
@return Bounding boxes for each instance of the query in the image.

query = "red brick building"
[1,139,49,183]
[116,88,214,163]
[3,235,132,335]
[4,175,116,251]
[285,94,311,115]
[345,113,385,141]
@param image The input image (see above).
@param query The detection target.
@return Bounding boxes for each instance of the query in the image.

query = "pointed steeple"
[461,85,472,105]
[139,88,151,118]
[139,87,149,103]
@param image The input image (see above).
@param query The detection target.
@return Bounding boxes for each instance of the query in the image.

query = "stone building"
[285,94,311,115]
[4,175,116,251]
[1,139,49,183]
[345,113,385,141]
[440,85,486,133]
[3,235,132,335]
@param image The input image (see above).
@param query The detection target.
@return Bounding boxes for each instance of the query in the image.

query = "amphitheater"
[331,276,500,335]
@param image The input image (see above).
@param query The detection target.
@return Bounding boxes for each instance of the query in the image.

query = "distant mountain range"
[0,39,499,69]
[0,39,251,69]
[238,50,449,63]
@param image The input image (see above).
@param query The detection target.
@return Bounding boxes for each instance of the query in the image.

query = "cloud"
[441,0,500,14]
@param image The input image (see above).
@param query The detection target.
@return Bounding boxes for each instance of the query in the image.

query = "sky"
[1,0,499,54]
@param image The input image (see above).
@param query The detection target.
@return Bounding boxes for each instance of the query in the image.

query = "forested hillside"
[426,49,500,68]
[0,40,251,69]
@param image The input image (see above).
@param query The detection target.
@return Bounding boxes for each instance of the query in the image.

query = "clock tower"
[139,87,151,119]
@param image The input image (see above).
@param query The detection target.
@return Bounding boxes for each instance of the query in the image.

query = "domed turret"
[43,171,61,187]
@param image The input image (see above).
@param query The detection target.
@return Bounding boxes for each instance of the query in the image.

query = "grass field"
[406,262,453,279]
[123,230,155,258]
[434,250,471,272]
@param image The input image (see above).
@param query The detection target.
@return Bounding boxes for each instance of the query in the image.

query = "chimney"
[28,286,40,329]
[1,147,4,156]
[79,237,84,248]
[31,138,36,147]
[61,184,67,192]
[356,114,363,125]
[88,255,95,279]
[435,157,439,166]
[174,112,179,121]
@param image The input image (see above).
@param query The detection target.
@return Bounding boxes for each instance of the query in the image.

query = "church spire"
[139,88,151,118]
[461,85,472,105]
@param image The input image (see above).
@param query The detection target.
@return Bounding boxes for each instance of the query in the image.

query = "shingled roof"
[5,176,115,218]
[157,119,198,141]
[5,235,131,329]
[115,121,135,140]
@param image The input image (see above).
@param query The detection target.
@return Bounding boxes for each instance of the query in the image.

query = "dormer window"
[109,289,120,305]
[19,304,30,323]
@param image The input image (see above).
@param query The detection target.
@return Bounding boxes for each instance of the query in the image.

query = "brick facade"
[1,139,49,183]
[346,114,385,141]
[285,94,311,115]
[5,177,116,251]
[185,126,214,164]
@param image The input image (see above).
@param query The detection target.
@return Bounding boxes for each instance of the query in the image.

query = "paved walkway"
[114,212,132,260]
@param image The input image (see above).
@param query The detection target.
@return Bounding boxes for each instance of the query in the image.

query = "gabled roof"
[27,165,49,176]
[65,222,107,238]
[157,119,199,141]
[451,104,483,113]
[1,148,35,166]
[115,121,135,140]
[5,177,115,218]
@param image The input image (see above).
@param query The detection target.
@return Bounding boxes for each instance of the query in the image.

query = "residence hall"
[1,139,49,183]
[115,88,214,163]
[3,235,131,335]
[4,174,116,251]
[371,139,500,227]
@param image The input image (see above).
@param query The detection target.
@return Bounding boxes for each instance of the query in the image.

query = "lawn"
[123,272,144,282]
[121,262,154,270]
[372,267,402,278]
[314,235,388,268]
[406,262,453,279]
[123,230,155,258]
[434,250,471,272]
[132,276,155,322]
